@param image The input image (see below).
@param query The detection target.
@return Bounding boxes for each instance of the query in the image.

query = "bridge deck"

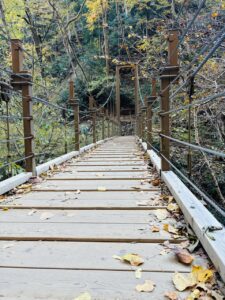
[0,137,219,299]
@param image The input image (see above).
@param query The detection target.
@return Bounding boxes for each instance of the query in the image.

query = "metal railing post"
[69,80,80,151]
[147,78,157,150]
[11,39,36,175]
[160,30,179,171]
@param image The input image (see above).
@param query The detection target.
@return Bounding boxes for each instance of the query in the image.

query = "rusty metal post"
[106,109,110,138]
[89,96,96,143]
[147,78,157,150]
[116,66,121,134]
[134,64,140,137]
[69,80,80,151]
[160,30,179,171]
[101,109,105,140]
[11,40,36,175]
[11,39,24,73]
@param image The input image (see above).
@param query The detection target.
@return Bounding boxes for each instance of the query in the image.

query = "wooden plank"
[0,268,189,299]
[0,241,201,272]
[69,162,146,166]
[51,171,150,179]
[0,222,178,241]
[0,209,170,224]
[34,179,155,190]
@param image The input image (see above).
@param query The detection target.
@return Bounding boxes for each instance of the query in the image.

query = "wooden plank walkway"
[0,136,222,299]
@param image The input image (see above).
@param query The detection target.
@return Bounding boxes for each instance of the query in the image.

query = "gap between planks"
[0,266,190,274]
[0,236,186,243]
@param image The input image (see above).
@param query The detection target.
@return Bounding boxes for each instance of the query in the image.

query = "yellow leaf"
[173,272,197,291]
[122,253,144,266]
[192,265,214,283]
[136,280,155,292]
[2,207,9,211]
[186,289,200,300]
[97,186,106,191]
[167,203,179,212]
[163,224,178,234]
[74,292,91,300]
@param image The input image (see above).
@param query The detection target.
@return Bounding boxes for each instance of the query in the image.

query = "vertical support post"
[116,66,120,134]
[11,39,23,73]
[21,76,36,174]
[134,64,140,136]
[147,78,157,150]
[159,30,179,171]
[11,40,36,175]
[101,109,105,140]
[89,96,96,143]
[106,109,110,138]
[69,80,80,151]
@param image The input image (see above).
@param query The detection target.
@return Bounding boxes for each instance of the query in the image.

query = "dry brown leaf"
[154,209,169,220]
[164,291,178,300]
[18,183,32,190]
[152,179,160,186]
[163,224,178,234]
[74,292,91,300]
[175,249,194,265]
[173,272,197,291]
[136,280,155,292]
[151,225,160,232]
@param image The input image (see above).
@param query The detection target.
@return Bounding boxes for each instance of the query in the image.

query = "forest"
[0,0,224,213]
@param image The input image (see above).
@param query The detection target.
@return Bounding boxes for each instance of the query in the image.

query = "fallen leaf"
[163,195,174,203]
[167,203,179,212]
[164,291,178,300]
[135,268,142,279]
[113,253,144,266]
[97,186,107,191]
[163,224,178,234]
[40,212,54,220]
[186,289,201,300]
[173,272,197,291]
[122,253,144,266]
[132,186,141,190]
[136,280,155,292]
[27,209,37,216]
[151,225,160,232]
[74,292,91,300]
[152,179,160,186]
[2,207,9,211]
[154,209,169,220]
[18,183,32,190]
[75,190,81,194]
[192,266,214,283]
[175,249,194,265]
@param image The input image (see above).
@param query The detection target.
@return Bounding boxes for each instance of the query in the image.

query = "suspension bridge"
[0,26,224,300]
